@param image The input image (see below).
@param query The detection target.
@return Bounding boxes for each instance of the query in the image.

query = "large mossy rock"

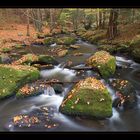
[86,51,116,78]
[110,79,137,109]
[56,37,76,45]
[59,77,112,119]
[0,65,40,100]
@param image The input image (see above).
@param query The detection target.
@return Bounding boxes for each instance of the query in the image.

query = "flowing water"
[0,38,140,131]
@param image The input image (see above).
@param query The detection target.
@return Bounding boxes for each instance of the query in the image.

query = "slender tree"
[107,9,119,40]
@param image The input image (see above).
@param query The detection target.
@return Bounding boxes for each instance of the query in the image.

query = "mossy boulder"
[86,51,116,78]
[131,47,140,63]
[0,65,40,100]
[12,54,58,66]
[44,37,55,45]
[110,79,137,109]
[59,77,112,119]
[56,37,76,45]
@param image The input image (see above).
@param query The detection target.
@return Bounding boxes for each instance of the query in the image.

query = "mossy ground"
[0,65,40,99]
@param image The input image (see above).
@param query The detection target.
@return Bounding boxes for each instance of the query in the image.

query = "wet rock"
[57,49,68,57]
[72,52,83,56]
[18,50,28,55]
[16,83,43,98]
[110,79,137,109]
[86,51,116,78]
[0,53,11,64]
[32,64,54,70]
[60,77,112,119]
[131,47,140,63]
[70,45,80,49]
[52,84,63,94]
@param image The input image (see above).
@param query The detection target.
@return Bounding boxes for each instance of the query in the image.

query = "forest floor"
[0,23,50,51]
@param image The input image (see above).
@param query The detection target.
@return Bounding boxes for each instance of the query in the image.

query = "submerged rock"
[57,49,68,57]
[52,84,63,94]
[70,45,80,49]
[110,79,137,109]
[59,77,112,119]
[56,37,76,45]
[86,51,116,78]
[0,65,40,100]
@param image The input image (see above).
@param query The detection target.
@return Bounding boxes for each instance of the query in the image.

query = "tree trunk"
[96,12,98,29]
[26,9,30,36]
[106,9,119,40]
[132,8,135,23]
[102,11,106,29]
[99,10,102,28]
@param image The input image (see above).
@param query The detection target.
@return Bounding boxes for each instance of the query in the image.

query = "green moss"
[38,55,58,65]
[1,48,12,53]
[44,37,55,45]
[0,65,40,100]
[56,37,76,45]
[98,58,116,79]
[131,47,140,62]
[130,35,140,47]
[86,51,116,78]
[89,33,105,44]
[60,77,112,119]
[14,44,23,49]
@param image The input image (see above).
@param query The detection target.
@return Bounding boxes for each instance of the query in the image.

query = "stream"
[0,38,140,131]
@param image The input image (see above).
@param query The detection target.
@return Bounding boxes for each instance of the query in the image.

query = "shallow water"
[0,39,140,131]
